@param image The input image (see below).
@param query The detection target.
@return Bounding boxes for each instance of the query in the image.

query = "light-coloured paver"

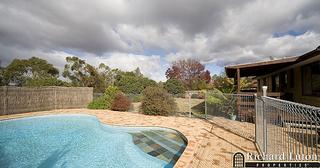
[0,109,257,168]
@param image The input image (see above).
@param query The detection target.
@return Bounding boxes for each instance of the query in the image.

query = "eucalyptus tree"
[2,57,59,86]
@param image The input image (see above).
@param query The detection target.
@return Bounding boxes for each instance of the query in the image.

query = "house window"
[272,75,280,92]
[259,78,267,91]
[280,72,288,89]
[289,69,295,88]
[302,61,320,96]
[263,78,267,86]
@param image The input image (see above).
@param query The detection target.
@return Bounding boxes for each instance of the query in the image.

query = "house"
[225,45,320,107]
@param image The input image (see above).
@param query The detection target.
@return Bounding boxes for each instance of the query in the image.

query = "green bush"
[104,85,120,99]
[206,88,237,116]
[114,72,157,94]
[87,85,120,109]
[87,96,109,109]
[141,86,177,116]
[111,93,132,111]
[164,79,185,95]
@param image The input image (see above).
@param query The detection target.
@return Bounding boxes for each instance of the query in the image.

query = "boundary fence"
[0,86,93,115]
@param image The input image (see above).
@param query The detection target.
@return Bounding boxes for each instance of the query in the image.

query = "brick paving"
[0,109,257,168]
[208,116,255,141]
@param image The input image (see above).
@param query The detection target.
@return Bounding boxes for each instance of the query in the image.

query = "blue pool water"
[0,114,187,168]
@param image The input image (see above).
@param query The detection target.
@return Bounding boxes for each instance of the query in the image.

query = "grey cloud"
[0,0,249,55]
[0,0,320,80]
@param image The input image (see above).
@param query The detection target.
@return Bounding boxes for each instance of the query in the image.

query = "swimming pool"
[0,114,187,168]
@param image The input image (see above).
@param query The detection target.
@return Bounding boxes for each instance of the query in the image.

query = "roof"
[225,45,320,78]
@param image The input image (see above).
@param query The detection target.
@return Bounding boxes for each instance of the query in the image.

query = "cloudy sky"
[0,0,319,81]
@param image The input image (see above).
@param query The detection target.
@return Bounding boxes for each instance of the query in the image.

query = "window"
[259,78,267,91]
[280,72,288,89]
[302,61,320,96]
[272,75,280,92]
[263,78,267,86]
[289,69,295,88]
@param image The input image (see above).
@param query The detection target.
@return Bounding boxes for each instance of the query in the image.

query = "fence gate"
[255,96,320,161]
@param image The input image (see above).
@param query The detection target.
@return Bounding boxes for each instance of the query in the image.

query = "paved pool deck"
[0,109,258,168]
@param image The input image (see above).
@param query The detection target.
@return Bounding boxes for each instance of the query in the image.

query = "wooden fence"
[0,86,93,115]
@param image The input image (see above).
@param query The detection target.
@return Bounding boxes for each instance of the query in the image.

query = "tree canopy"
[2,57,60,86]
[163,79,185,95]
[211,72,256,93]
[63,56,96,87]
[211,73,235,93]
[62,57,120,92]
[114,70,157,94]
[165,59,211,90]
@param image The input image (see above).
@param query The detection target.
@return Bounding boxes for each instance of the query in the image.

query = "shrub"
[87,85,121,109]
[114,72,157,94]
[206,88,237,116]
[164,79,185,95]
[111,93,132,111]
[141,86,177,116]
[87,96,109,109]
[104,85,120,98]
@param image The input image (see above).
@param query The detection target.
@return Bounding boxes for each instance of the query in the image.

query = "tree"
[211,73,255,93]
[114,71,157,94]
[0,63,4,86]
[24,77,70,87]
[133,67,143,77]
[165,59,211,90]
[63,57,121,92]
[240,77,256,91]
[96,63,119,92]
[191,79,208,90]
[63,56,96,87]
[211,73,235,93]
[164,79,185,95]
[2,57,59,86]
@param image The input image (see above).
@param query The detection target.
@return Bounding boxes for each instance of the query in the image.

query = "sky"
[0,0,319,81]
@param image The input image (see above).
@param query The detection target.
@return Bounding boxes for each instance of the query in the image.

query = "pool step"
[129,130,186,167]
[140,131,184,155]
[150,130,186,147]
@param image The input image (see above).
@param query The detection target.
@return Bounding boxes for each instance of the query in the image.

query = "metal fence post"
[262,86,268,154]
[189,92,191,117]
[254,93,257,143]
[205,91,207,119]
[263,98,267,154]
[3,86,7,115]
[54,87,57,110]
